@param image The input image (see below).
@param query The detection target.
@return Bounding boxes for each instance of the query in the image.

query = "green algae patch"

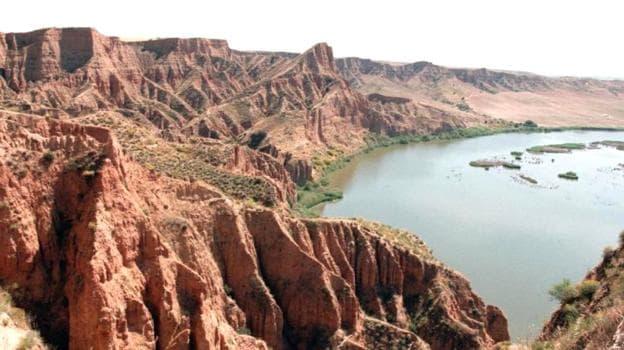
[502,162,521,169]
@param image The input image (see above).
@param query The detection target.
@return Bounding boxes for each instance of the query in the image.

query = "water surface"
[321,130,624,340]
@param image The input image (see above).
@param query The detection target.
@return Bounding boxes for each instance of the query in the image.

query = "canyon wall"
[0,28,503,185]
[0,113,508,349]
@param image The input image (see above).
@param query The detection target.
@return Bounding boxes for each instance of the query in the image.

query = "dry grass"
[0,288,45,349]
[355,219,433,259]
[547,304,624,350]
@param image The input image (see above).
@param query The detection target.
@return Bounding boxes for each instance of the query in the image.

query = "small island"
[469,160,521,169]
[592,140,624,151]
[527,143,586,154]
[520,174,538,184]
[558,171,579,180]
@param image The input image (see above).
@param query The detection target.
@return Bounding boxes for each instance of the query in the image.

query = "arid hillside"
[0,28,494,185]
[336,58,624,128]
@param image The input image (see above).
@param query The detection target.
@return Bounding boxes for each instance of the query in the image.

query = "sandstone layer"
[0,112,508,349]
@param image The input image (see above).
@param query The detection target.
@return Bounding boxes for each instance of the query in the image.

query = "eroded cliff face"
[0,28,499,185]
[0,113,509,349]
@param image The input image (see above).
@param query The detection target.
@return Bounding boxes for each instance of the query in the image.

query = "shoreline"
[294,125,624,217]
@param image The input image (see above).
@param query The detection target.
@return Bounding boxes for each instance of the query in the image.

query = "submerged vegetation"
[558,171,579,180]
[469,160,520,170]
[502,162,521,169]
[592,140,624,151]
[296,125,550,216]
[295,124,624,216]
[519,174,538,184]
[527,143,586,154]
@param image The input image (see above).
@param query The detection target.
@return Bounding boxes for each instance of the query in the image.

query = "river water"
[321,130,624,340]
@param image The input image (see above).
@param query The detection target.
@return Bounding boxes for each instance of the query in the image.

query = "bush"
[604,246,616,258]
[549,279,578,304]
[41,150,55,164]
[524,120,538,128]
[577,280,599,299]
[237,326,251,335]
[223,284,233,296]
[619,230,624,246]
[561,304,580,325]
[247,131,267,149]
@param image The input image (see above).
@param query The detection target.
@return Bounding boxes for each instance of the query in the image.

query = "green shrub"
[456,101,472,112]
[224,284,233,296]
[577,280,599,299]
[524,120,538,128]
[561,304,580,325]
[41,150,55,164]
[16,168,28,179]
[247,131,267,149]
[549,279,578,304]
[237,326,251,335]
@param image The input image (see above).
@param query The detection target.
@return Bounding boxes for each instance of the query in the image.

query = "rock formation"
[14,26,624,349]
[0,28,501,185]
[0,112,508,349]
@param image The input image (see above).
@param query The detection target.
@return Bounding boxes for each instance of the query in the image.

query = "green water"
[321,130,624,340]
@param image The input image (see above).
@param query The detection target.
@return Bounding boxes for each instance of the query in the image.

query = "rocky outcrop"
[226,145,296,204]
[0,113,508,349]
[539,233,624,349]
[1,28,491,177]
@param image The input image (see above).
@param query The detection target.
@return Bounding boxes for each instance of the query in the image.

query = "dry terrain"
[1,27,623,349]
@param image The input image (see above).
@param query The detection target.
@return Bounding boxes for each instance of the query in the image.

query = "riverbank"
[294,124,624,216]
[317,129,624,339]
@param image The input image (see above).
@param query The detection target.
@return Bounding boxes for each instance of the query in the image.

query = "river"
[321,130,624,340]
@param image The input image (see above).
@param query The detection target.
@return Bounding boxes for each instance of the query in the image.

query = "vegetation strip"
[295,124,624,217]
